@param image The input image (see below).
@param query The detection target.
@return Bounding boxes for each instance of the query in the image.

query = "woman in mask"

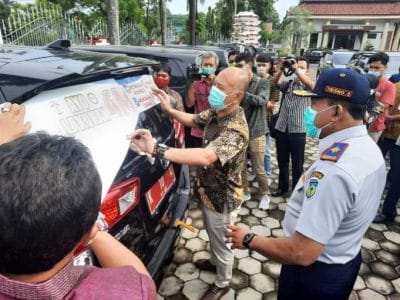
[153,65,184,112]
[255,54,280,176]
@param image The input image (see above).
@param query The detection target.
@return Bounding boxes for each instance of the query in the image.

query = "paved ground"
[157,66,400,299]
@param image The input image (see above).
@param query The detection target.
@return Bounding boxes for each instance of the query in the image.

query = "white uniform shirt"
[283,125,386,264]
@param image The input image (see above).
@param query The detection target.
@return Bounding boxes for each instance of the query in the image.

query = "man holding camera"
[186,52,219,147]
[272,56,314,197]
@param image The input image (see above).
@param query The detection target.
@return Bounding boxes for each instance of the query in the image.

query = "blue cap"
[293,68,371,105]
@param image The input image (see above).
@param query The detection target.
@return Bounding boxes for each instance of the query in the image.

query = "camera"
[187,64,205,81]
[281,56,297,77]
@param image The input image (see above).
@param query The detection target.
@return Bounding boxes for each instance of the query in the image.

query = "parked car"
[347,51,400,77]
[0,41,190,285]
[75,45,214,100]
[305,49,324,64]
[317,49,355,77]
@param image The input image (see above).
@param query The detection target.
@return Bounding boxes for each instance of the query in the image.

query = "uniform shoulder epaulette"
[320,142,349,162]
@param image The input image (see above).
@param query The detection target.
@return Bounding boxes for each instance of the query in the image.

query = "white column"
[317,32,323,47]
[391,23,400,51]
[380,21,390,51]
[322,20,330,48]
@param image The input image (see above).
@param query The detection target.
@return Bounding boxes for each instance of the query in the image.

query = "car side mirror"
[326,60,332,65]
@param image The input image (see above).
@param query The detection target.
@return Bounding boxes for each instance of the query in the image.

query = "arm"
[163,147,218,166]
[386,113,400,121]
[186,81,196,108]
[273,70,283,87]
[244,78,269,106]
[294,68,315,90]
[90,231,150,276]
[227,226,323,266]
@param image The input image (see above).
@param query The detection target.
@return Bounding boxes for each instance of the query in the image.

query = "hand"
[226,224,251,250]
[128,129,155,155]
[152,87,172,113]
[292,63,299,71]
[267,101,275,112]
[207,74,216,82]
[0,103,31,145]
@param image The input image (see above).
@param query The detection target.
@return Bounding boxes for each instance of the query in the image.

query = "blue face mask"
[368,70,382,78]
[208,86,232,111]
[304,106,336,139]
[201,67,216,75]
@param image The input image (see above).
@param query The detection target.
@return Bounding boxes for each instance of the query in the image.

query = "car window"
[324,53,332,62]
[333,53,353,65]
[388,56,400,75]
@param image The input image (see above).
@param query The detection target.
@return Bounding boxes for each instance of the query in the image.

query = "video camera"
[187,64,206,81]
[281,55,297,77]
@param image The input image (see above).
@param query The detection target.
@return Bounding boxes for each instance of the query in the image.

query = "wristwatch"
[242,233,256,248]
[152,143,169,159]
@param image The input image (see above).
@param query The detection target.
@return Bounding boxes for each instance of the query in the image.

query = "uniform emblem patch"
[306,179,319,198]
[311,171,324,180]
[320,143,349,162]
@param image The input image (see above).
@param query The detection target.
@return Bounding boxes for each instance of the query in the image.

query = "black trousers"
[278,252,362,300]
[378,136,396,184]
[382,144,400,219]
[275,130,306,191]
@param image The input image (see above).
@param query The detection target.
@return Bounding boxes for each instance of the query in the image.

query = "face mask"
[201,67,216,75]
[153,77,170,89]
[208,86,234,111]
[257,66,268,76]
[228,62,235,67]
[297,68,306,75]
[304,106,336,139]
[368,70,382,78]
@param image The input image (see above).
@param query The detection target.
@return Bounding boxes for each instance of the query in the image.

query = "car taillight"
[100,177,141,228]
[174,120,185,148]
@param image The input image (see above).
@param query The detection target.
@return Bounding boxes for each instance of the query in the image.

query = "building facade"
[296,0,400,51]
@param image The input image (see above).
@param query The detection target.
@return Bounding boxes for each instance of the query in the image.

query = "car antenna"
[46,39,71,51]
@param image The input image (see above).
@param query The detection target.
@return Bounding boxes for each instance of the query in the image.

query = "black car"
[75,45,212,100]
[305,49,324,64]
[0,41,190,285]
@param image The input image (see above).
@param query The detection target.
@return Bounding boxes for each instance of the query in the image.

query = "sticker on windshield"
[117,75,159,110]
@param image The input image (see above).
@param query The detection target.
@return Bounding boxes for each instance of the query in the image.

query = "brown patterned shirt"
[195,107,249,213]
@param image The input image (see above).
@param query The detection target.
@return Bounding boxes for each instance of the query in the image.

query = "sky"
[16,0,299,21]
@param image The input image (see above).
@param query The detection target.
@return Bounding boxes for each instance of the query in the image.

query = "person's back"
[0,133,156,300]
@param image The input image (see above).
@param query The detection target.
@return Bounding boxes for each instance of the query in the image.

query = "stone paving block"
[251,250,268,262]
[358,263,371,276]
[263,291,278,300]
[361,248,376,263]
[365,228,385,242]
[181,228,198,240]
[245,200,259,209]
[238,206,250,216]
[267,209,285,221]
[252,208,268,218]
[192,250,210,263]
[241,215,261,227]
[221,288,235,300]
[270,196,285,204]
[348,291,358,300]
[238,257,261,275]
[199,270,216,285]
[173,247,192,264]
[156,294,164,300]
[175,263,200,282]
[198,229,209,242]
[380,241,400,254]
[163,262,177,277]
[369,223,388,232]
[186,238,206,252]
[358,288,387,300]
[234,248,249,259]
[384,231,400,245]
[158,276,184,297]
[361,238,381,251]
[261,217,281,229]
[182,279,209,300]
[277,203,287,211]
[271,228,284,238]
[251,225,271,237]
[375,249,400,266]
[387,223,400,233]
[370,261,399,280]
[262,261,282,279]
[231,269,250,290]
[236,287,262,300]
[396,265,400,276]
[192,218,204,230]
[365,274,394,295]
[353,275,365,290]
[392,278,400,293]
[250,273,275,294]
[188,208,203,219]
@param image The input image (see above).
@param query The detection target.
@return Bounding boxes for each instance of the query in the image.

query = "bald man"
[130,67,249,300]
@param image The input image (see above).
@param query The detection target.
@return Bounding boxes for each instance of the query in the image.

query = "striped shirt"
[275,80,310,133]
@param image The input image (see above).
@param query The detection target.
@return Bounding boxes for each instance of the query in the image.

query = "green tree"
[0,0,15,20]
[282,6,314,54]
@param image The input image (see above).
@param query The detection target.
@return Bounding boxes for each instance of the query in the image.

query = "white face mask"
[368,70,382,78]
[297,68,306,75]
[257,66,268,76]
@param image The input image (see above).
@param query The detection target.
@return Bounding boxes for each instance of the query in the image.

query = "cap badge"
[339,73,346,78]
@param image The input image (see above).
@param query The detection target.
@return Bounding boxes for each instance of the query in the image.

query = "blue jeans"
[264,134,272,176]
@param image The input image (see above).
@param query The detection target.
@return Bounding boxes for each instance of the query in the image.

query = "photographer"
[186,52,219,147]
[271,56,314,197]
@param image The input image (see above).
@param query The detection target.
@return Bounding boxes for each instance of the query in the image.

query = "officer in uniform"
[226,68,386,300]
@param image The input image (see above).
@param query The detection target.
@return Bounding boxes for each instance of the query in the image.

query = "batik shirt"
[195,107,249,213]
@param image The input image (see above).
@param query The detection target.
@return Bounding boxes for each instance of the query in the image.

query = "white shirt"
[283,125,386,264]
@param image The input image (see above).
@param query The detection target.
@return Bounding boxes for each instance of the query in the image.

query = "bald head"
[216,67,249,95]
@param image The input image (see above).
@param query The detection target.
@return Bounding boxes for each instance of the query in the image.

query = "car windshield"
[388,56,400,75]
[333,53,353,65]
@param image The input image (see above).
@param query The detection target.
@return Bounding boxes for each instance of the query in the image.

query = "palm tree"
[106,0,119,45]
[188,0,205,45]
[159,0,167,45]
